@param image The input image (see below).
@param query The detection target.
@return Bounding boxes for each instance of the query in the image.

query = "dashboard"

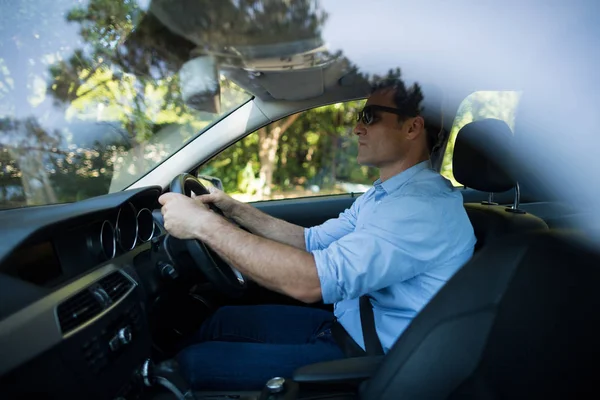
[0,185,194,399]
[1,198,157,289]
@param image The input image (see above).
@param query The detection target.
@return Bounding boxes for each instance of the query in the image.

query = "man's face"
[354,89,421,168]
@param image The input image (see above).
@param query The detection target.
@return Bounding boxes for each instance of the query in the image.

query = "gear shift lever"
[140,359,196,400]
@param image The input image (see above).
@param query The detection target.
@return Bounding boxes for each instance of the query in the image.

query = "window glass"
[440,91,522,186]
[198,100,380,202]
[0,0,252,209]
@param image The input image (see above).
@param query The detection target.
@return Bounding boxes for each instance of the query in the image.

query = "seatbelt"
[359,295,385,356]
[330,319,366,357]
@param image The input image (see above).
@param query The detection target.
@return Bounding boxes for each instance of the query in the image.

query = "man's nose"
[354,123,366,136]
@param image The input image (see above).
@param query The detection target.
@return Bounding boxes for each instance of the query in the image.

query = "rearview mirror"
[179,55,221,114]
[197,175,224,191]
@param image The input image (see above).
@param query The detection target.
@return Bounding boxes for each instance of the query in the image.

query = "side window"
[198,100,378,201]
[440,91,522,186]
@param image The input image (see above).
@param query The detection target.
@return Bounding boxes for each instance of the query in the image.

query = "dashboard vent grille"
[98,271,134,302]
[57,289,103,334]
[57,271,135,335]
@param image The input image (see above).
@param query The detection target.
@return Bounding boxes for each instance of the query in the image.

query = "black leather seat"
[357,230,600,399]
[452,118,548,250]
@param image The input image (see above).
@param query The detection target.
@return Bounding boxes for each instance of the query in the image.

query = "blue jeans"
[176,305,346,390]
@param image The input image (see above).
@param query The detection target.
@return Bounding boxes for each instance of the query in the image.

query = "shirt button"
[376,200,381,205]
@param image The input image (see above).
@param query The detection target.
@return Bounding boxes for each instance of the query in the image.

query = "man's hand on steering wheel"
[192,187,240,219]
[158,191,226,240]
[158,174,247,298]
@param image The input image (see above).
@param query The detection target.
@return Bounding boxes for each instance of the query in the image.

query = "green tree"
[199,99,379,201]
[256,113,301,197]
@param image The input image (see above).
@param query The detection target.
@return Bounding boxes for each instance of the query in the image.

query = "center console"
[1,270,153,400]
[61,292,151,399]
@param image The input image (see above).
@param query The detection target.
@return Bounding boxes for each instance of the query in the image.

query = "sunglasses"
[356,105,410,126]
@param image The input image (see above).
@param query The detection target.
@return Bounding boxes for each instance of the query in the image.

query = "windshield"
[0,0,251,209]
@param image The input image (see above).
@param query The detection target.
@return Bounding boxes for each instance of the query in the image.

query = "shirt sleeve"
[304,194,364,252]
[313,196,447,304]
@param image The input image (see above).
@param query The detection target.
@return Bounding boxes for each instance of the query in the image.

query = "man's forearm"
[230,202,306,250]
[198,218,322,303]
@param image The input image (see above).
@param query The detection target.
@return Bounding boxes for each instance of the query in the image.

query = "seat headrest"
[453,118,515,193]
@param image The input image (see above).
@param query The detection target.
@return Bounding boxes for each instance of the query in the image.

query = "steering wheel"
[169,173,246,297]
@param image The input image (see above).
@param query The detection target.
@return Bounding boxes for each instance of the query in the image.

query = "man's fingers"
[158,192,176,205]
[159,192,188,205]
[208,186,225,195]
[196,193,216,203]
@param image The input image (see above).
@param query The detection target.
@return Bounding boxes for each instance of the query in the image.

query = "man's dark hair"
[370,76,439,153]
[370,78,423,118]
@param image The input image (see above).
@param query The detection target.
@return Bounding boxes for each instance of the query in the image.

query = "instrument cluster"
[88,203,157,262]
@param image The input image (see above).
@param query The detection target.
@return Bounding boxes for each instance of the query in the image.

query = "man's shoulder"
[399,169,459,199]
[351,186,376,206]
[380,172,466,222]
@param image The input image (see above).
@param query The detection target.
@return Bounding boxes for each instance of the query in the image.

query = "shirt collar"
[373,160,432,194]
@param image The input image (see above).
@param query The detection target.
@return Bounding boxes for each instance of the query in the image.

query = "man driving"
[158,79,477,390]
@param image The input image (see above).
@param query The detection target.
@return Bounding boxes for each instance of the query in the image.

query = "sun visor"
[257,69,325,100]
[122,0,358,103]
[224,57,364,102]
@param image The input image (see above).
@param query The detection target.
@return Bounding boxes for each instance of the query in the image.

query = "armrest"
[292,356,383,384]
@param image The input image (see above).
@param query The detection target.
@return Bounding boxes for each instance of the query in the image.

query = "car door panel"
[252,194,359,228]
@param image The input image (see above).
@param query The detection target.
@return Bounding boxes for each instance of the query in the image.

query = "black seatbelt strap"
[359,295,385,356]
[331,319,366,357]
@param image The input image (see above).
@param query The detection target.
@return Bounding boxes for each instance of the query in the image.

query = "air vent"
[57,271,135,335]
[57,289,104,334]
[97,271,134,302]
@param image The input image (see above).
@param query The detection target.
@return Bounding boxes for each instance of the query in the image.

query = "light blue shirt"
[305,161,476,352]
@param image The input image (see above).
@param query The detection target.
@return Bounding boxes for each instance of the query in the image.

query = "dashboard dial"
[137,208,155,242]
[100,220,116,260]
[116,202,138,251]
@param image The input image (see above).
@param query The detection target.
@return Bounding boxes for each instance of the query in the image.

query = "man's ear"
[406,116,425,140]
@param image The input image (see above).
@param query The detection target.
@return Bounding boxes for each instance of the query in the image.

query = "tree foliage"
[198,99,381,201]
